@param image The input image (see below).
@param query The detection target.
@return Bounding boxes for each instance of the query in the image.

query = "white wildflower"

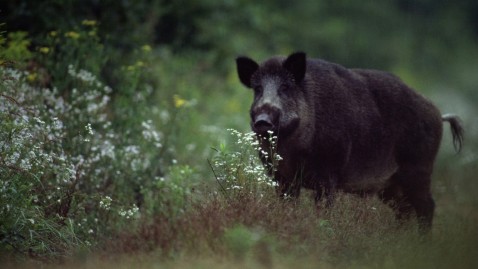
[85,123,94,135]
[99,196,112,210]
[33,117,45,125]
[118,204,139,219]
[124,145,140,155]
[52,117,63,130]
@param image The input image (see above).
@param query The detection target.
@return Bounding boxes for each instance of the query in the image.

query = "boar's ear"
[236,56,259,88]
[283,52,306,84]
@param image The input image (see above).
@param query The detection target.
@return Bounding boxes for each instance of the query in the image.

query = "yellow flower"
[49,31,58,37]
[65,31,80,39]
[173,95,187,108]
[141,45,152,52]
[82,20,97,26]
[27,73,37,82]
[39,47,50,54]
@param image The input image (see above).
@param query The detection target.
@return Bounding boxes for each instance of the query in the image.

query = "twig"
[0,93,35,114]
[207,158,228,197]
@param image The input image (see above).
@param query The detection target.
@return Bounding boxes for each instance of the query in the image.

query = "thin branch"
[0,93,22,106]
[207,158,228,198]
[0,93,35,114]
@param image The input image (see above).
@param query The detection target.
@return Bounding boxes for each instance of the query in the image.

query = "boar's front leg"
[324,180,337,208]
[276,176,301,199]
[314,174,338,208]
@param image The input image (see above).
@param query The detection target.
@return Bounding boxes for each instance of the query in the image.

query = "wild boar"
[235,52,464,233]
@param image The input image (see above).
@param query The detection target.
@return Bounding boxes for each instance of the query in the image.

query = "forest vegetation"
[1,1,477,268]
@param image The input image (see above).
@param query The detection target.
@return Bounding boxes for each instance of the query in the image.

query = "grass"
[4,183,478,269]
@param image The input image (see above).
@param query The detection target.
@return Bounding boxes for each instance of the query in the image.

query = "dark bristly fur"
[236,52,464,234]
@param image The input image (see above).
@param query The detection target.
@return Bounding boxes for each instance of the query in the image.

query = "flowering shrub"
[209,129,281,199]
[0,60,191,258]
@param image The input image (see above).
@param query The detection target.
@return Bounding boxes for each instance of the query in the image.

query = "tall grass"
[15,129,472,269]
[7,189,478,268]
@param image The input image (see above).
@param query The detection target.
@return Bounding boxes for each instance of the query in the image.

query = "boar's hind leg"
[404,175,435,234]
[383,166,435,234]
[380,183,414,222]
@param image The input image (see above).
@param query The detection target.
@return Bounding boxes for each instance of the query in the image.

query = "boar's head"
[236,52,307,138]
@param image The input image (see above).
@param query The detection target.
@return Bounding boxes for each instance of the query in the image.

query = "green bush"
[0,24,190,259]
[0,30,32,66]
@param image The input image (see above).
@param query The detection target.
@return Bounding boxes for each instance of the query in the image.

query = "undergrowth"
[91,129,478,269]
[0,24,193,260]
[66,189,478,269]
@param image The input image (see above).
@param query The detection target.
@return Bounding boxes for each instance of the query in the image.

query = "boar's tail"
[442,114,464,153]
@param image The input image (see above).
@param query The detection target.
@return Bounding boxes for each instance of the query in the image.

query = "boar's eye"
[253,86,263,95]
[278,84,289,95]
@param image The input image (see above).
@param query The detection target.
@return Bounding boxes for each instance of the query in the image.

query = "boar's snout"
[254,113,274,133]
[252,108,280,136]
